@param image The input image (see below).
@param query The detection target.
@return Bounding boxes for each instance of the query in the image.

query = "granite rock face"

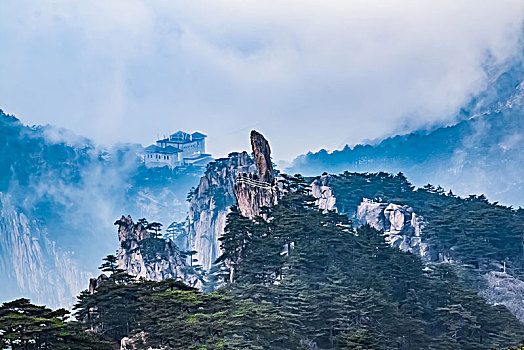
[0,193,89,309]
[115,215,195,285]
[310,175,337,212]
[121,332,150,350]
[250,130,274,184]
[88,274,109,294]
[480,271,524,323]
[185,132,283,272]
[185,152,256,270]
[234,131,284,218]
[234,181,284,218]
[355,199,432,260]
[309,175,433,260]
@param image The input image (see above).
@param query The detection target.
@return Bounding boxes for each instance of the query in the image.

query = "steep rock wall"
[250,130,274,184]
[186,152,256,270]
[481,271,524,323]
[0,193,89,309]
[234,181,283,218]
[116,215,195,285]
[311,175,337,212]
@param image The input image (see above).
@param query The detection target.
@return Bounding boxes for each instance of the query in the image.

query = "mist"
[0,114,203,307]
[1,0,523,160]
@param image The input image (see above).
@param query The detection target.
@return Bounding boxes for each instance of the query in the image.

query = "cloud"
[0,0,523,160]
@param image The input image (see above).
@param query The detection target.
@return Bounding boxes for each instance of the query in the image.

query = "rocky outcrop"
[356,199,432,260]
[185,132,283,271]
[88,274,109,294]
[234,131,284,218]
[0,193,89,309]
[121,332,154,350]
[309,177,434,260]
[116,215,195,285]
[310,175,337,212]
[480,271,524,322]
[250,130,274,184]
[234,180,284,218]
[185,152,256,270]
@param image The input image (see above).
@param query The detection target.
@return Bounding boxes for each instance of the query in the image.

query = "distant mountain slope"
[289,54,524,207]
[0,110,202,308]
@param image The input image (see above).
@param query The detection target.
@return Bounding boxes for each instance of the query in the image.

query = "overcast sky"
[1,0,523,161]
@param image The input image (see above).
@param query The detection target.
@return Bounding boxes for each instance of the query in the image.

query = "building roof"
[145,145,182,154]
[157,130,207,144]
[169,131,190,142]
[191,132,207,139]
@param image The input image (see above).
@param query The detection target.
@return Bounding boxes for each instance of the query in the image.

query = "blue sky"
[1,0,523,160]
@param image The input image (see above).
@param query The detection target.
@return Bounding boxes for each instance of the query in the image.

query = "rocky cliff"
[116,215,196,286]
[355,198,433,260]
[310,173,524,323]
[310,175,433,260]
[234,131,284,218]
[481,271,524,323]
[0,193,89,308]
[184,131,284,271]
[185,152,256,270]
[234,181,283,218]
[310,174,337,212]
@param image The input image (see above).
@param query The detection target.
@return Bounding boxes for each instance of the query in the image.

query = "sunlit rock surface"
[234,181,283,218]
[355,198,432,259]
[88,274,108,294]
[120,332,151,350]
[310,175,337,212]
[309,176,432,260]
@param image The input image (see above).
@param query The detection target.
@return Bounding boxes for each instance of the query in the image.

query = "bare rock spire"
[250,130,274,183]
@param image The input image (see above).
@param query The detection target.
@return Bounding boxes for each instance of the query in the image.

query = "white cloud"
[0,0,523,160]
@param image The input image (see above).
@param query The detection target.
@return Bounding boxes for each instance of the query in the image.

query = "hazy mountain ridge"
[289,53,524,207]
[0,110,202,308]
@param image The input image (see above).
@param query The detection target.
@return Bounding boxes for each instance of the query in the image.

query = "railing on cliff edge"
[235,176,273,189]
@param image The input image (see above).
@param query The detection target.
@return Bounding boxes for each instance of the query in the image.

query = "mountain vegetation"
[2,172,524,348]
[0,298,110,349]
[30,175,521,349]
[325,172,524,280]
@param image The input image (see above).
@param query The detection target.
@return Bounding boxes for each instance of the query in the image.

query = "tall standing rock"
[234,131,285,218]
[250,130,274,183]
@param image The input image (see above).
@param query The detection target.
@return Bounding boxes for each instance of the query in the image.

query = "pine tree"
[99,254,119,275]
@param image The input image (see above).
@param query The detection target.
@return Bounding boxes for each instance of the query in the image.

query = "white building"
[144,131,213,169]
